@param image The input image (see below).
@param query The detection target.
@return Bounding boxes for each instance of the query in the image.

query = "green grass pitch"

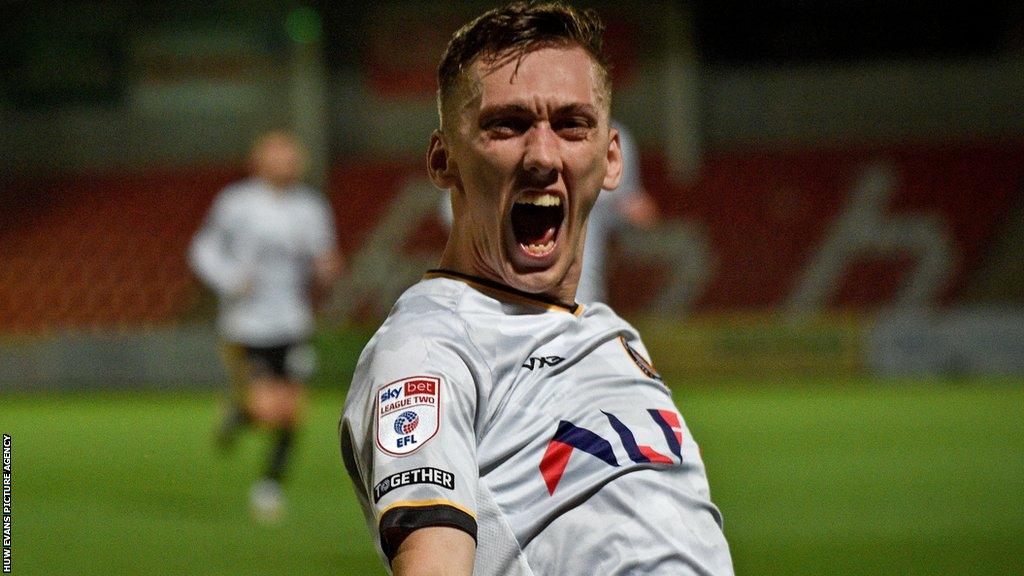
[4,377,1022,575]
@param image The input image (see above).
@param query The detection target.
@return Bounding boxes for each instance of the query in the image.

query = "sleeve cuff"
[379,503,478,561]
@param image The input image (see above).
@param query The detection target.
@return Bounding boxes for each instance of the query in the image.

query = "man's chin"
[502,264,571,300]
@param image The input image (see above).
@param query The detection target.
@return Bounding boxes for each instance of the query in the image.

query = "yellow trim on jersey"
[376,498,477,523]
[424,270,584,317]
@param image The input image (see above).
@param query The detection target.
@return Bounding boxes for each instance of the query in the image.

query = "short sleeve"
[188,187,248,296]
[304,191,338,257]
[340,313,481,561]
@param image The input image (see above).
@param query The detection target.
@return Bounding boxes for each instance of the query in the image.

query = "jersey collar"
[424,269,583,316]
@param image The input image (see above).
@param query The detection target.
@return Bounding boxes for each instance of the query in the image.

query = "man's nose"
[522,124,561,175]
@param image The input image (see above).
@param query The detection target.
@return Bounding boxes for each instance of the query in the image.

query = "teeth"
[515,194,561,207]
[523,240,555,255]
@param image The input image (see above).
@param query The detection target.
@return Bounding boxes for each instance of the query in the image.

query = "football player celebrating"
[340,2,733,574]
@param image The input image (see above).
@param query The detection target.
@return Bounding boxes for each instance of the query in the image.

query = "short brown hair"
[436,1,610,128]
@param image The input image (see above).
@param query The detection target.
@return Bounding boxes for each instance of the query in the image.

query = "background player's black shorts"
[234,342,315,382]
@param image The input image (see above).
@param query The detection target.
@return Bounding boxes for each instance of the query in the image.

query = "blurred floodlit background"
[1,1,1022,575]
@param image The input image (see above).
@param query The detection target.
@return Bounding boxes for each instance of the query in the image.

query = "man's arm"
[310,249,343,310]
[391,527,475,576]
[339,312,482,575]
[188,193,250,297]
[314,250,343,289]
[618,187,659,229]
[307,192,342,308]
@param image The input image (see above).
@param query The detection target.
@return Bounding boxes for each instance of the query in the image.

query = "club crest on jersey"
[620,336,661,380]
[375,376,441,457]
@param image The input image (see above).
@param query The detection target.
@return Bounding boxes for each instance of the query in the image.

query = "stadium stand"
[0,168,242,334]
[4,138,1019,336]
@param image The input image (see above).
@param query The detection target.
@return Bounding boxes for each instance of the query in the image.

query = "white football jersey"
[189,178,337,346]
[340,271,733,575]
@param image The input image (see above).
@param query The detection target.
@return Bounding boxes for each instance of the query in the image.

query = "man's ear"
[428,130,459,189]
[602,126,623,191]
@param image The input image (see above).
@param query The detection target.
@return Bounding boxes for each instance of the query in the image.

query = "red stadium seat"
[0,167,243,334]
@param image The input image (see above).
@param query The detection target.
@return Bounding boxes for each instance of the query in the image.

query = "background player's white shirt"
[340,272,734,576]
[575,120,643,304]
[189,178,336,346]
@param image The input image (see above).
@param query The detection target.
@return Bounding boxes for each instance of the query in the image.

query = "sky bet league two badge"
[375,376,441,456]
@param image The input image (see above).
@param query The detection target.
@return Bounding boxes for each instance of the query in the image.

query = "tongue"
[512,203,561,246]
[527,227,557,246]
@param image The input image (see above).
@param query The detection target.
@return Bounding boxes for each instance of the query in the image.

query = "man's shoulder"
[582,300,634,330]
[289,184,329,206]
[213,179,262,209]
[581,301,659,366]
[219,178,259,197]
[374,279,473,343]
[359,277,499,370]
[347,279,477,400]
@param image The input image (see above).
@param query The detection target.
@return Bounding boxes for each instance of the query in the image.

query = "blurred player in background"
[190,131,341,523]
[340,3,733,575]
[575,119,658,304]
[438,118,658,305]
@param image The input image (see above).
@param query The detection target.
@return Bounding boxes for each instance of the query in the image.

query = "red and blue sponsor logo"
[540,409,684,495]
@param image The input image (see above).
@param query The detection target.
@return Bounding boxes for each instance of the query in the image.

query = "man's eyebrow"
[477,102,600,120]
[552,103,599,117]
[477,103,534,121]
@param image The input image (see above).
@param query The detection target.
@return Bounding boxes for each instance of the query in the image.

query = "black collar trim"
[425,269,581,315]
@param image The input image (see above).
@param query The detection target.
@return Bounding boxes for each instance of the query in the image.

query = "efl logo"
[393,411,419,435]
[376,376,441,457]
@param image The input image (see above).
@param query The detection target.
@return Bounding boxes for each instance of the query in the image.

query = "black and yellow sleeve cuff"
[379,502,478,561]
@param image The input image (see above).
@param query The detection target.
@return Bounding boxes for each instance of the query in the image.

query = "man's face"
[253,136,305,189]
[431,45,621,302]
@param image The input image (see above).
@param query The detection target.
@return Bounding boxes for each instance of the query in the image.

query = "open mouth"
[510,192,564,258]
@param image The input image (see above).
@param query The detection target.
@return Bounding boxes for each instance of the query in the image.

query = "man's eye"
[554,118,593,139]
[486,119,527,137]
